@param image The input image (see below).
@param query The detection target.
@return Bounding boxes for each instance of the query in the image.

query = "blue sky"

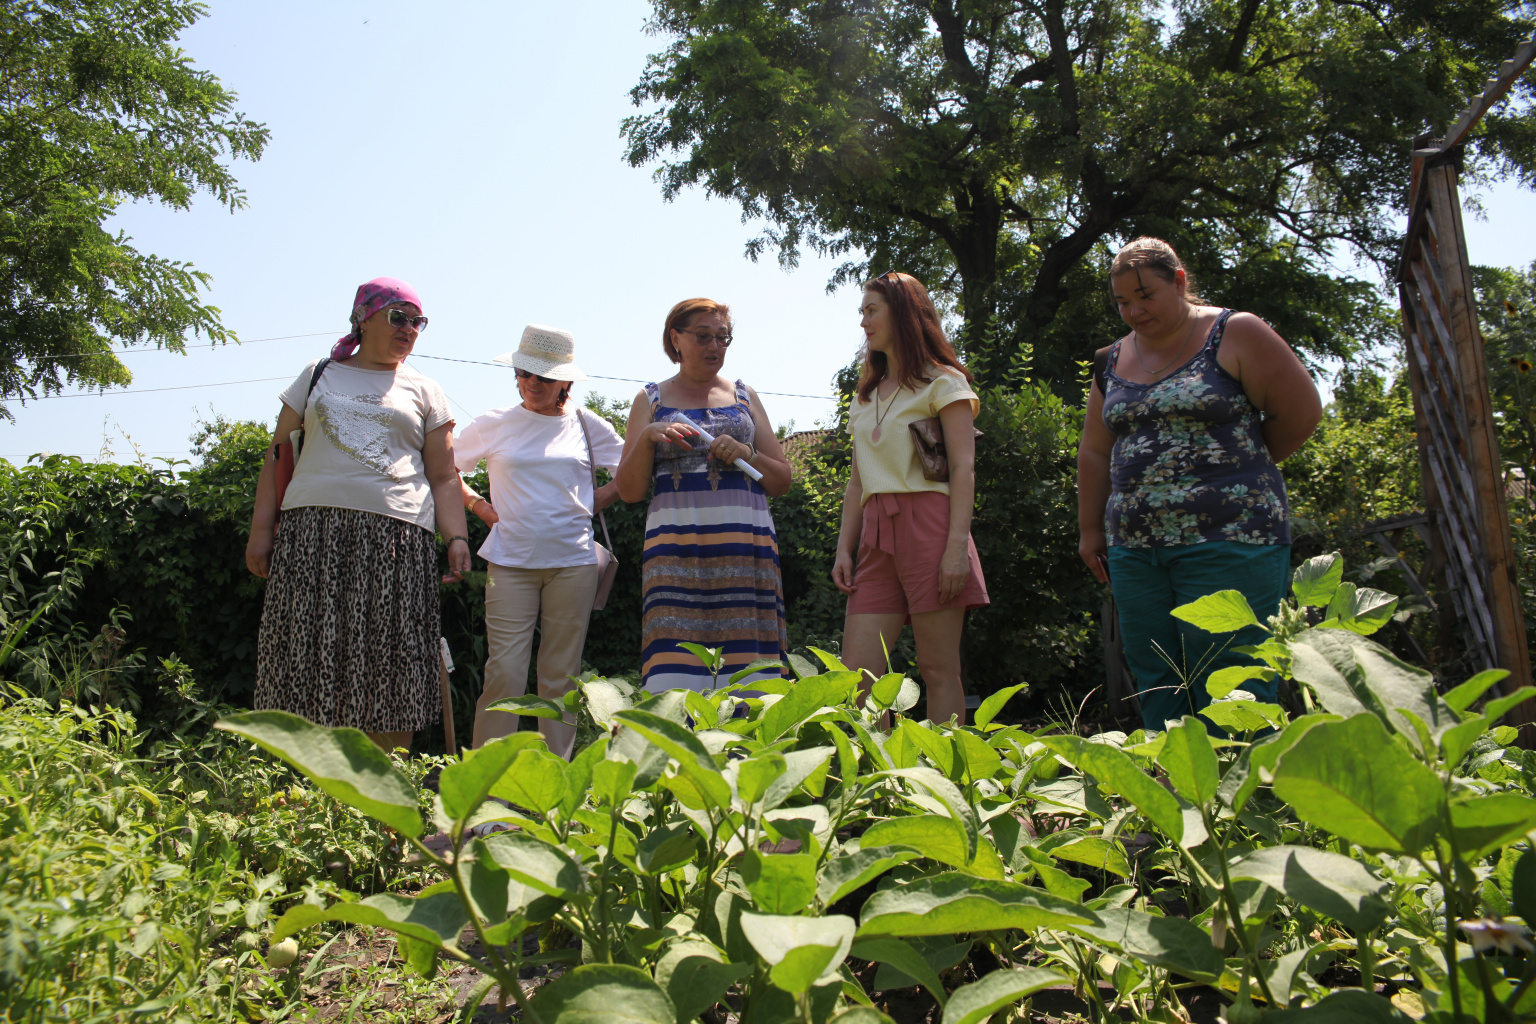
[3,1,1535,463]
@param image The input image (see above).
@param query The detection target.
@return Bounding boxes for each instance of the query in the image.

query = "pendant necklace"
[871,380,895,442]
[1134,306,1201,378]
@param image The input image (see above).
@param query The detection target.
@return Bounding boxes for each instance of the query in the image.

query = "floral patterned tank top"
[1102,309,1290,548]
[645,379,759,492]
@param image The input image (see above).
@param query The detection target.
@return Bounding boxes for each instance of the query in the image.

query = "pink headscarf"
[331,277,425,360]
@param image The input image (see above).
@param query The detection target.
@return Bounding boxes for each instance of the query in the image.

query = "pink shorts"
[846,491,989,620]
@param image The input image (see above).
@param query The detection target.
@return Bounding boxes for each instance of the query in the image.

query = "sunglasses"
[385,308,429,332]
[516,369,560,384]
[676,327,733,347]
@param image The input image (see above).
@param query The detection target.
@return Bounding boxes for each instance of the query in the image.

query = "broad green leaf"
[1271,714,1444,855]
[611,691,687,790]
[730,658,785,684]
[761,675,834,741]
[940,968,1067,1024]
[1324,584,1398,634]
[1261,988,1414,1022]
[1482,686,1536,728]
[490,747,568,816]
[1224,713,1341,814]
[1444,669,1511,713]
[1287,636,1369,718]
[816,847,923,907]
[740,911,855,994]
[763,746,836,812]
[831,1010,895,1024]
[216,711,422,837]
[1015,845,1092,901]
[1170,589,1260,634]
[892,677,921,714]
[786,652,819,680]
[592,759,637,807]
[615,708,732,811]
[1449,793,1536,860]
[636,823,698,876]
[1039,735,1204,847]
[525,963,677,1024]
[1041,836,1130,878]
[485,694,565,720]
[877,767,979,860]
[808,647,850,673]
[396,933,439,978]
[973,684,1026,730]
[678,642,723,672]
[464,843,561,945]
[1442,716,1488,770]
[1157,717,1220,808]
[743,850,818,914]
[872,672,907,710]
[581,678,633,730]
[437,731,545,821]
[822,721,860,784]
[654,941,749,1024]
[1062,907,1223,983]
[479,831,585,898]
[850,938,949,1005]
[1206,664,1273,700]
[1225,845,1390,932]
[1291,553,1343,607]
[561,736,609,819]
[953,730,1003,784]
[1201,699,1283,735]
[860,816,1004,878]
[897,719,955,775]
[271,891,464,946]
[1513,848,1536,925]
[857,872,1093,938]
[737,752,788,807]
[1351,645,1456,750]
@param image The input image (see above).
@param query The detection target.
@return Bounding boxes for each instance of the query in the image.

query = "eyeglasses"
[386,309,429,332]
[516,369,559,384]
[676,327,733,347]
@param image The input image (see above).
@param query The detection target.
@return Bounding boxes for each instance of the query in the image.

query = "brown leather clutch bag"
[908,417,982,482]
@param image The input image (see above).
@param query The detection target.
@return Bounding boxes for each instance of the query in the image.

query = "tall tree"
[0,0,267,414]
[624,0,1536,389]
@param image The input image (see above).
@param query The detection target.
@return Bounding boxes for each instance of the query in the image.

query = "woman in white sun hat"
[455,325,626,758]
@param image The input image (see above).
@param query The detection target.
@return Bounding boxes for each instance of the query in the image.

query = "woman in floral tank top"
[1077,238,1321,732]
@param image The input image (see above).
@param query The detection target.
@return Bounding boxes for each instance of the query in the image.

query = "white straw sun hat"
[493,324,588,381]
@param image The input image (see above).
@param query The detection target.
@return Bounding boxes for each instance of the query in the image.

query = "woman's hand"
[707,434,751,465]
[832,550,857,595]
[442,537,472,584]
[469,496,499,527]
[644,420,698,448]
[938,539,969,604]
[1079,528,1110,584]
[246,528,274,578]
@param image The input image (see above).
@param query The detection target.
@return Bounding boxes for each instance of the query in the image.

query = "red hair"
[662,298,732,363]
[856,273,971,402]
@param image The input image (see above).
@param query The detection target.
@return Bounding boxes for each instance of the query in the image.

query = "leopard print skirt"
[254,505,440,732]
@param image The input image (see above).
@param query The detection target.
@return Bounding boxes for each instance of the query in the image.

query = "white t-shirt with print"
[454,405,625,569]
[279,359,453,531]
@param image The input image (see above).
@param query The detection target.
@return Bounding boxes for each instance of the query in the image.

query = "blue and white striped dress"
[640,380,788,692]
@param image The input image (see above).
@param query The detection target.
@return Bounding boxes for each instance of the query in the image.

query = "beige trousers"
[473,562,600,758]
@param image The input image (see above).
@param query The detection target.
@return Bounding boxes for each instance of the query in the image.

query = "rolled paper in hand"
[669,412,765,482]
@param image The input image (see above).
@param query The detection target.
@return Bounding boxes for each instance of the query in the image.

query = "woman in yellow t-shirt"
[831,272,989,725]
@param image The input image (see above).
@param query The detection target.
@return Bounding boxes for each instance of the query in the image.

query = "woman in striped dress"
[615,298,793,692]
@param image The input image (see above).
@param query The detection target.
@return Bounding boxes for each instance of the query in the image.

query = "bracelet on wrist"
[447,535,469,546]
[466,497,483,512]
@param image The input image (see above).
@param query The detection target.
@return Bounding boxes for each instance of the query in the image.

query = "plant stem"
[1357,929,1374,995]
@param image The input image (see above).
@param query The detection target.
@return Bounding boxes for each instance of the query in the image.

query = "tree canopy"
[0,0,267,414]
[625,0,1536,389]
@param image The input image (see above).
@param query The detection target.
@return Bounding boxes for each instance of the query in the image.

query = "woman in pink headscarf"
[245,278,471,751]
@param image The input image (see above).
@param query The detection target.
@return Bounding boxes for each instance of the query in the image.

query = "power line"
[25,375,291,400]
[27,331,336,361]
[410,352,837,401]
[17,357,839,403]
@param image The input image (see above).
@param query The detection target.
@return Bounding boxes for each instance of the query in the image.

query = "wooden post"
[1421,161,1536,735]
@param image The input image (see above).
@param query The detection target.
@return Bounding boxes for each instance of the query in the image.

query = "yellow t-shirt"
[848,367,980,504]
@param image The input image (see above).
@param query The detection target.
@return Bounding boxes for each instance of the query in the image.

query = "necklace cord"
[1132,305,1201,377]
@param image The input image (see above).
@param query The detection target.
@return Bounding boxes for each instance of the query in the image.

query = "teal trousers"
[1107,542,1290,733]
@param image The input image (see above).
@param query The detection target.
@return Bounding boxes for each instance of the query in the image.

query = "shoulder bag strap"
[575,409,614,551]
[1092,345,1113,398]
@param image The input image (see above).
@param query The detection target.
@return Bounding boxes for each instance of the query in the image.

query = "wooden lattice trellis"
[1399,38,1536,735]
